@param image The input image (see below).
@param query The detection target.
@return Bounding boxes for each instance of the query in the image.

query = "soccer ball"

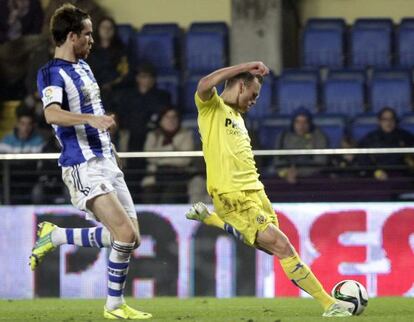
[331,280,368,315]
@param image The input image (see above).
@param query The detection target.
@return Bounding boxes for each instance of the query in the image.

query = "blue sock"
[51,226,111,248]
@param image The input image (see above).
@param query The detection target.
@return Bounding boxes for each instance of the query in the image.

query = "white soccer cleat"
[185,202,211,222]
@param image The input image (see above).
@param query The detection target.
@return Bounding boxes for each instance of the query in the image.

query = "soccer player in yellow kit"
[186,61,351,318]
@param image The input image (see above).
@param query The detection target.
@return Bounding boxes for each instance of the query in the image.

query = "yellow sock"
[203,211,225,230]
[280,252,335,310]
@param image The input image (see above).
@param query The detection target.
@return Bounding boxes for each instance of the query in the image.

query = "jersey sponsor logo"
[224,118,247,136]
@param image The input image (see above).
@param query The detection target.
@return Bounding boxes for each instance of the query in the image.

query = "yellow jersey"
[195,89,264,195]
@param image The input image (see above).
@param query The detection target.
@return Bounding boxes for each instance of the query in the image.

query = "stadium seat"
[397,19,414,67]
[185,31,227,73]
[135,31,177,73]
[277,70,319,114]
[323,70,365,117]
[400,113,414,134]
[117,24,135,48]
[302,18,345,68]
[314,114,346,148]
[156,72,180,106]
[351,115,378,142]
[189,22,229,36]
[141,23,181,36]
[350,19,393,68]
[258,116,291,149]
[369,70,412,115]
[306,18,346,31]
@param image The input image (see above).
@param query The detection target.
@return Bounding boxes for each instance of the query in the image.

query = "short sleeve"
[37,67,65,109]
[194,87,220,112]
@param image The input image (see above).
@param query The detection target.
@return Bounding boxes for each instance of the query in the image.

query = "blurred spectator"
[87,16,130,94]
[0,0,43,43]
[31,133,70,204]
[141,107,194,203]
[0,108,44,153]
[329,136,362,178]
[358,107,414,180]
[112,63,171,152]
[0,108,44,204]
[272,107,328,184]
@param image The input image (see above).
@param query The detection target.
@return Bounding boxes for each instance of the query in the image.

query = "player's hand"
[87,114,116,131]
[247,61,269,76]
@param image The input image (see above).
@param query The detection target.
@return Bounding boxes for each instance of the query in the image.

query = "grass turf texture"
[0,297,413,322]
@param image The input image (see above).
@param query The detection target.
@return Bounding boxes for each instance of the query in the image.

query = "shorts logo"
[256,214,266,224]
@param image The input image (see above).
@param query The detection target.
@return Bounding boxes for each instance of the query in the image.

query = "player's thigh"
[87,192,136,241]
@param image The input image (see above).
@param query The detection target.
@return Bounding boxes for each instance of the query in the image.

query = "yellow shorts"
[212,189,278,247]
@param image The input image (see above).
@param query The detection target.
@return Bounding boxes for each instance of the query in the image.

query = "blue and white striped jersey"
[37,58,112,166]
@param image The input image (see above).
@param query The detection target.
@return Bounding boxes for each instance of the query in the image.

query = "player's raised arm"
[44,104,115,131]
[196,61,270,101]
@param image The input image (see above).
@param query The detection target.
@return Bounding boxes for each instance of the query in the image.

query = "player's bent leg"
[256,225,346,315]
[88,193,151,318]
[104,304,152,320]
[29,221,57,271]
[185,202,225,230]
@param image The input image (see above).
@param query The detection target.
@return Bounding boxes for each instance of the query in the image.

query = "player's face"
[238,79,261,113]
[73,19,94,59]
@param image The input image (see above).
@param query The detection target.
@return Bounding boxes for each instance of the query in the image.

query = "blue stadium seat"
[246,76,274,121]
[117,24,135,48]
[397,19,414,67]
[302,25,345,68]
[306,18,346,31]
[314,114,346,148]
[354,18,394,32]
[323,70,365,117]
[277,70,319,114]
[189,22,228,36]
[141,23,180,36]
[185,31,227,73]
[400,114,414,134]
[156,72,180,106]
[258,116,291,149]
[370,70,412,115]
[135,32,177,73]
[350,19,393,68]
[351,115,378,142]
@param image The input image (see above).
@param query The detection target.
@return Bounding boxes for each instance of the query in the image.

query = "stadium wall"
[300,0,414,24]
[1,203,413,299]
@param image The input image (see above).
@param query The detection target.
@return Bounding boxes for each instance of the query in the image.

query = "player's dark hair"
[50,3,90,46]
[225,72,264,89]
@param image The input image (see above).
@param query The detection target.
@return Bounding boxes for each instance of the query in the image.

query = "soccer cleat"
[185,202,211,222]
[322,302,352,317]
[104,304,152,320]
[29,222,57,271]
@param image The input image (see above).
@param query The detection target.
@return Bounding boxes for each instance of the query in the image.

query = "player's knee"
[271,234,293,258]
[134,234,141,249]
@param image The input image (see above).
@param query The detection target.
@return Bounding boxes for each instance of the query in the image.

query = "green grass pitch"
[0,297,413,321]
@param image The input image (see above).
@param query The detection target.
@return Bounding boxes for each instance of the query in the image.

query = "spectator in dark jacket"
[358,107,414,180]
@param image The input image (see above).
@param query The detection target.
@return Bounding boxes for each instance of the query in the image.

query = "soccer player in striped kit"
[29,4,151,320]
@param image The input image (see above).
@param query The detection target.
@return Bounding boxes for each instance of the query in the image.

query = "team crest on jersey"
[81,83,101,105]
[256,214,266,224]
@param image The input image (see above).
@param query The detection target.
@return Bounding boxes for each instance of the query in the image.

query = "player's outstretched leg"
[29,221,112,270]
